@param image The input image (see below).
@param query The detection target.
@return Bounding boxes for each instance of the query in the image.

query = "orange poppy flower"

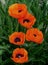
[18,12,36,28]
[11,48,28,63]
[26,28,43,44]
[8,3,27,18]
[9,32,25,45]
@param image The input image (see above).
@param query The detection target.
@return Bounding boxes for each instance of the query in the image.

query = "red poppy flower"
[9,32,25,45]
[18,12,36,28]
[11,48,28,63]
[8,3,27,18]
[26,28,43,44]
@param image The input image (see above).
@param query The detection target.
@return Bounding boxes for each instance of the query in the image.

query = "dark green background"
[0,0,48,65]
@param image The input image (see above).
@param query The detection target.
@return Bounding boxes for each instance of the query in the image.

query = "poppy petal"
[18,12,36,28]
[8,3,27,18]
[9,32,25,45]
[11,48,28,63]
[26,28,43,44]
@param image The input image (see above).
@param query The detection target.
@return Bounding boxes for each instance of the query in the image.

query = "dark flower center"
[18,10,22,12]
[33,34,37,37]
[16,54,24,58]
[23,19,30,23]
[14,37,21,42]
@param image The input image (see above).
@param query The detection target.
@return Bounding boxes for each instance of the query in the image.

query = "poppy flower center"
[16,54,24,58]
[33,34,37,37]
[23,19,30,23]
[18,10,22,12]
[14,37,21,42]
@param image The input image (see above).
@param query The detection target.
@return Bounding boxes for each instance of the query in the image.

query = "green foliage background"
[0,0,48,65]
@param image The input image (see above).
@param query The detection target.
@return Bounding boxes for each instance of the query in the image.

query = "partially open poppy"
[9,32,25,45]
[8,3,27,18]
[18,12,36,28]
[11,48,28,63]
[26,28,43,44]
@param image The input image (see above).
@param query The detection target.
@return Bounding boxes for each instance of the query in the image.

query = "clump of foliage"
[0,0,48,65]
